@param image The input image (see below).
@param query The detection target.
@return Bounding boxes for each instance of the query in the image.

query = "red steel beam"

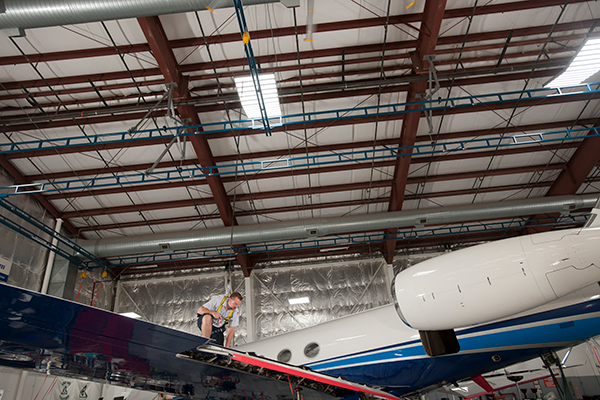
[2,18,593,99]
[138,16,252,275]
[28,115,589,182]
[383,0,447,263]
[0,62,565,133]
[77,179,558,234]
[4,74,595,158]
[39,139,581,201]
[0,45,576,110]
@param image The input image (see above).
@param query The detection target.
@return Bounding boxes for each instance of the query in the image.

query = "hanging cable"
[293,7,315,218]
[413,0,480,211]
[365,0,392,214]
[195,10,262,227]
[469,0,572,204]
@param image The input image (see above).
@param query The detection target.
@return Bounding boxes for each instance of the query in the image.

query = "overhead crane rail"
[1,82,598,155]
[1,125,597,197]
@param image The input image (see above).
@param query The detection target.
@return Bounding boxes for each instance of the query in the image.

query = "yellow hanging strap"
[216,295,234,323]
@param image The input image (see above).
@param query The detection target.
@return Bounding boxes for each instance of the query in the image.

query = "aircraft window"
[304,342,319,358]
[277,349,291,363]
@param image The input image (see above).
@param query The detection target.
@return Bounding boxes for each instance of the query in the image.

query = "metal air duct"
[78,194,599,258]
[0,0,291,36]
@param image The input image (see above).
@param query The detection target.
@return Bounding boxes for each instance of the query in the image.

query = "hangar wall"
[115,271,246,341]
[0,170,53,292]
[113,258,392,345]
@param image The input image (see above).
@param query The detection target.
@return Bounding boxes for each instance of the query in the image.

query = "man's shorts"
[197,314,225,346]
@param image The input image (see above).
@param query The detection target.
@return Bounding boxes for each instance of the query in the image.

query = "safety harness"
[214,295,235,328]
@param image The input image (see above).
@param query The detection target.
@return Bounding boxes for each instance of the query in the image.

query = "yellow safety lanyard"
[216,296,234,324]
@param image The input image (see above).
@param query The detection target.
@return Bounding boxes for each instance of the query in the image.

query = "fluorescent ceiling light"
[234,73,282,119]
[546,38,600,87]
[288,297,310,305]
[119,312,141,319]
[319,246,349,252]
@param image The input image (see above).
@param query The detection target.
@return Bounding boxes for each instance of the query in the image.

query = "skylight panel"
[234,73,282,119]
[546,38,600,88]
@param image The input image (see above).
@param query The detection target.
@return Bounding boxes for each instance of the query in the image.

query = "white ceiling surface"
[0,0,598,249]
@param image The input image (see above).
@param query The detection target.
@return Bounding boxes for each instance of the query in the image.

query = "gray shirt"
[202,295,240,328]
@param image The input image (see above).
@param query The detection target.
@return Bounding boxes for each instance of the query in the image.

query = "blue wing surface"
[0,283,354,400]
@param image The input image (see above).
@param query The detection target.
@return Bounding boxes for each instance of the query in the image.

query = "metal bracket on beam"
[416,55,441,137]
[143,84,190,174]
[128,83,180,134]
[1,27,25,37]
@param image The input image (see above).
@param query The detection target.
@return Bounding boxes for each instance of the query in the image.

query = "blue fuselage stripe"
[309,299,600,372]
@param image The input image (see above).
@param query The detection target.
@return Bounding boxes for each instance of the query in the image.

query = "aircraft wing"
[0,283,399,400]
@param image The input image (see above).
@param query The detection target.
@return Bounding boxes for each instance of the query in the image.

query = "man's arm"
[225,326,235,347]
[197,306,222,321]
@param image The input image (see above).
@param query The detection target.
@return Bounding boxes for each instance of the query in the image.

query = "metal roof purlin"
[0,0,589,68]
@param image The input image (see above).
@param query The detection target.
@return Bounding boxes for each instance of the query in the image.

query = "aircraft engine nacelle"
[393,228,600,331]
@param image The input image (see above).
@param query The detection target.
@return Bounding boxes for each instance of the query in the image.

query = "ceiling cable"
[414,0,479,211]
[10,35,158,238]
[105,19,211,233]
[520,23,600,200]
[4,42,149,237]
[293,7,315,218]
[195,11,263,227]
[365,0,392,215]
[469,0,571,204]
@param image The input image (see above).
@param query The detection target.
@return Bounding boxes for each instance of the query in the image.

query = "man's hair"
[230,291,243,301]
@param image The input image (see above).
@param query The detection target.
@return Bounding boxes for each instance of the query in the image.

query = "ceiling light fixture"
[319,246,349,252]
[234,73,282,120]
[288,297,310,305]
[546,38,600,88]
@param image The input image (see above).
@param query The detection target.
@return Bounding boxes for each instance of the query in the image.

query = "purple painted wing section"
[0,283,341,400]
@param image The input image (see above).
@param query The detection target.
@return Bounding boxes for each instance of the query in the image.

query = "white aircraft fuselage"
[238,224,600,396]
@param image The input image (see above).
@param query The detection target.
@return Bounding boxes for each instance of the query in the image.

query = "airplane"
[1,201,600,400]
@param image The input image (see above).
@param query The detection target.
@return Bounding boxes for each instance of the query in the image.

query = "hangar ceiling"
[1,0,600,277]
